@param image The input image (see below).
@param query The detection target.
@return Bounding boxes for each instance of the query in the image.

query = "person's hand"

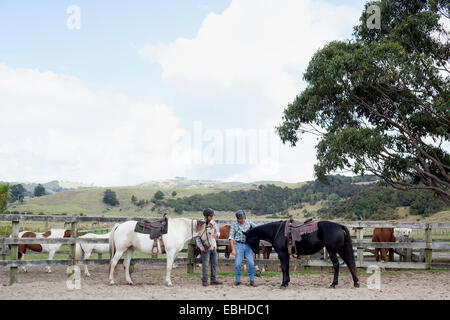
[213,234,218,239]
[201,248,207,253]
[232,249,236,256]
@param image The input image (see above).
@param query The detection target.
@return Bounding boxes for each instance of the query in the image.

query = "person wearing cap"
[228,209,257,286]
[196,208,222,286]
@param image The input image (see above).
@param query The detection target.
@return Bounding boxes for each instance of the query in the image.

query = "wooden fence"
[1,214,449,285]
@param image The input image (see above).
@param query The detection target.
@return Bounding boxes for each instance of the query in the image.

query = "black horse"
[243,220,359,288]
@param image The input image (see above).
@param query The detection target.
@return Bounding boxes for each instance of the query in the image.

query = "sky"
[0,0,368,186]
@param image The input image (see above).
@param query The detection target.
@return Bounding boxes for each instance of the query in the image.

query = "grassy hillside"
[7,186,220,216]
[5,176,449,222]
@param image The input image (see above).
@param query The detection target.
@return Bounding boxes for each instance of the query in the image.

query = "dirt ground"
[1,264,449,300]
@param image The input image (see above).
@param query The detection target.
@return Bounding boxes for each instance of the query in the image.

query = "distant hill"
[0,180,95,195]
[137,179,304,189]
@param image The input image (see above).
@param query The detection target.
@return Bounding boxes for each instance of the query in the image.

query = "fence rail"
[1,214,450,286]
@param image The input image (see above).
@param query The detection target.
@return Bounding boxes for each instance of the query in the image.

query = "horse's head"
[202,223,216,251]
[243,226,260,255]
[194,219,207,233]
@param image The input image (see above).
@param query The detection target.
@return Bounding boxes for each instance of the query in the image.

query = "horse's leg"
[165,249,177,286]
[20,251,27,273]
[46,250,56,273]
[375,248,380,261]
[124,248,134,285]
[83,249,92,277]
[337,248,359,287]
[328,251,340,288]
[278,252,290,288]
[381,248,387,262]
[389,248,394,262]
[109,249,124,285]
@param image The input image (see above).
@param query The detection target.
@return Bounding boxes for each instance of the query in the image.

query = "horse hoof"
[109,281,115,286]
[354,282,360,288]
[329,284,336,289]
[127,282,134,286]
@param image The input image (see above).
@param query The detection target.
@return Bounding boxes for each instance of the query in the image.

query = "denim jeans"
[201,249,217,282]
[234,242,255,282]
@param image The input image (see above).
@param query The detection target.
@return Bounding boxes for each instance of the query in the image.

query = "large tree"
[277,0,449,202]
[0,183,11,213]
[103,189,119,206]
[33,184,46,197]
[10,184,26,203]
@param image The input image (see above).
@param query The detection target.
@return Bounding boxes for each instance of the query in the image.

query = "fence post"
[70,219,78,266]
[1,237,6,261]
[187,241,195,274]
[425,224,432,268]
[9,219,20,285]
[356,227,364,267]
[98,253,103,260]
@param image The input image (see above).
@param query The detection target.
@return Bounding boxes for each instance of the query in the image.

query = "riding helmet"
[203,208,214,217]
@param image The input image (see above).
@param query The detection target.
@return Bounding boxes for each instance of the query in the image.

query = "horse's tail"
[109,224,119,269]
[341,225,358,280]
[74,242,83,260]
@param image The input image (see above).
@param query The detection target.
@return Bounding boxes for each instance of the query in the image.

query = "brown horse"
[372,228,395,262]
[15,229,72,272]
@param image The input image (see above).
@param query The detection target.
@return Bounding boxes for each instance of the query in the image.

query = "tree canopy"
[0,183,11,213]
[276,0,449,202]
[33,184,46,197]
[103,189,119,206]
[10,184,26,203]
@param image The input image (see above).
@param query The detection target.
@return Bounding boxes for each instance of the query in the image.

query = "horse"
[15,229,71,273]
[194,224,231,258]
[75,232,110,276]
[199,222,217,251]
[372,228,396,262]
[108,218,207,286]
[244,220,359,288]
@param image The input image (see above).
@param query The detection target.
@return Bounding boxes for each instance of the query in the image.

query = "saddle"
[134,214,168,254]
[284,216,318,258]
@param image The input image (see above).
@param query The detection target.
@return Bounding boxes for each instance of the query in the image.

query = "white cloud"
[0,64,192,186]
[139,0,362,182]
[140,0,361,107]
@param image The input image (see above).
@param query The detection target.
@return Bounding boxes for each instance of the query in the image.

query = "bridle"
[199,220,212,248]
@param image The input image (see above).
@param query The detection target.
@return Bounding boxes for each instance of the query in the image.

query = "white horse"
[108,218,207,286]
[75,232,110,276]
[15,229,71,273]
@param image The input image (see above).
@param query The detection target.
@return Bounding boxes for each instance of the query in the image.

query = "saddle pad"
[284,220,317,236]
[297,221,318,235]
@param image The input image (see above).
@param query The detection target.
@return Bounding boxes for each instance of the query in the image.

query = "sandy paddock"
[1,264,449,300]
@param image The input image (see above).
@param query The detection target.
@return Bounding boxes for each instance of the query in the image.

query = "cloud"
[0,64,192,186]
[140,0,361,107]
[139,0,362,182]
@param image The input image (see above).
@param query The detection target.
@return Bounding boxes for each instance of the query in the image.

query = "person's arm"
[228,224,236,255]
[196,236,206,252]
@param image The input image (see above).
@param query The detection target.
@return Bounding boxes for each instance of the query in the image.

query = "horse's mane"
[248,220,284,238]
